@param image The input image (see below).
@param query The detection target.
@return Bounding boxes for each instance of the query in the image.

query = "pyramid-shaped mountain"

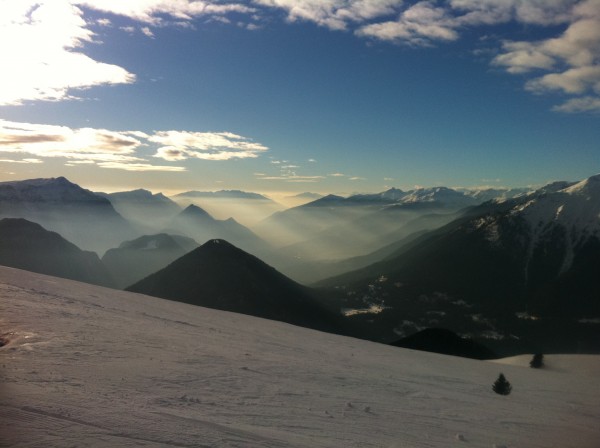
[167,205,270,257]
[128,239,342,333]
[0,218,113,287]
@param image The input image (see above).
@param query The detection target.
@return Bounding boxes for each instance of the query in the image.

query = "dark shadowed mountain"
[0,177,135,254]
[317,175,600,354]
[102,234,198,289]
[127,239,343,333]
[100,189,182,233]
[0,218,113,287]
[391,328,497,360]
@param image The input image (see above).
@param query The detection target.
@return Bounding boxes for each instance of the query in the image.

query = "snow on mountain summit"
[563,173,600,196]
[513,174,600,237]
[490,174,600,275]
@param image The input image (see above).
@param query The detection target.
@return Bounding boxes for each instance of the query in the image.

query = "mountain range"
[99,189,182,233]
[317,175,600,354]
[0,177,135,253]
[0,174,598,357]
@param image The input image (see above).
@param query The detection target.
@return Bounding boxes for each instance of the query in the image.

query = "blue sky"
[1,1,599,196]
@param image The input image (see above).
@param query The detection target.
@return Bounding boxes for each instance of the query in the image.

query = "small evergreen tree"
[492,373,512,395]
[530,353,544,368]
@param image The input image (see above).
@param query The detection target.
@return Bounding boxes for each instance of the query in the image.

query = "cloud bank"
[0,120,268,171]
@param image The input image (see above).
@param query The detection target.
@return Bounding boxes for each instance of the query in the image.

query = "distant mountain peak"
[0,176,109,204]
[205,238,234,247]
[181,204,212,218]
[563,173,600,196]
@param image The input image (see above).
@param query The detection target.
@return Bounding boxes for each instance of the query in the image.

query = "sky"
[0,0,599,196]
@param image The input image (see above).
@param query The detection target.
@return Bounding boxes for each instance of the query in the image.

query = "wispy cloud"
[259,174,326,183]
[76,0,255,25]
[486,1,600,112]
[357,1,458,45]
[256,159,325,182]
[0,158,43,164]
[552,95,600,113]
[150,131,268,161]
[96,162,186,172]
[328,172,346,177]
[0,119,267,171]
[253,0,402,31]
[254,0,600,113]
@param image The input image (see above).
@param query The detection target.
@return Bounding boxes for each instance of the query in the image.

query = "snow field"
[1,266,599,447]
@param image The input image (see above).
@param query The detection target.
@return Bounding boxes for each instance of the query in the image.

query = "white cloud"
[329,172,346,177]
[150,130,268,161]
[76,0,255,25]
[253,0,403,31]
[491,2,600,112]
[0,1,135,105]
[0,158,44,164]
[357,1,458,44]
[526,65,600,94]
[0,119,143,160]
[492,41,557,73]
[451,0,576,27]
[259,174,326,183]
[552,95,600,112]
[97,162,187,172]
[0,0,256,105]
[0,119,267,171]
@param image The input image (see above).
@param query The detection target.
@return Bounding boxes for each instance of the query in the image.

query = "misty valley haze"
[0,174,599,357]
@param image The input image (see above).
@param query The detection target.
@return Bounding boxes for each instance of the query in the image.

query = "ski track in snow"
[1,266,599,447]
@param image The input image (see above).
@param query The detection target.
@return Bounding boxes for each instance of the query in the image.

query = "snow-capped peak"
[562,173,600,197]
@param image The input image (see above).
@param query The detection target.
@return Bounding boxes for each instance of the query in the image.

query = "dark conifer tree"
[530,353,544,368]
[492,373,512,395]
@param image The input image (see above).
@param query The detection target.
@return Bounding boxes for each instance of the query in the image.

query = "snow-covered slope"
[506,174,600,273]
[1,267,599,447]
